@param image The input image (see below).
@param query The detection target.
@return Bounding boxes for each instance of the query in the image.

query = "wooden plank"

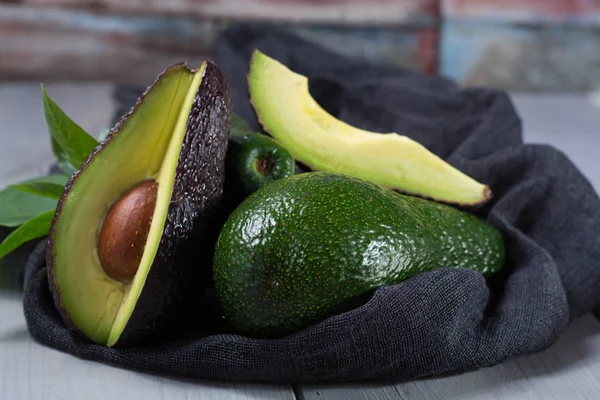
[16,0,439,25]
[589,90,600,111]
[287,26,438,75]
[0,82,297,400]
[442,0,600,25]
[395,314,600,400]
[0,5,437,82]
[296,384,402,400]
[439,21,600,91]
[0,5,216,84]
[299,314,600,400]
[510,93,600,193]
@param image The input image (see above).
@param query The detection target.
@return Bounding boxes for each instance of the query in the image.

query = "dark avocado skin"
[47,61,233,346]
[224,133,295,210]
[117,61,232,346]
[213,172,505,339]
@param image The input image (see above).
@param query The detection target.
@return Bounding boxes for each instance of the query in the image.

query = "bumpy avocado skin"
[116,61,232,345]
[47,61,232,346]
[213,172,504,339]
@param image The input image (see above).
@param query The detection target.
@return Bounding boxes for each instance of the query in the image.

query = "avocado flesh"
[213,172,505,338]
[247,50,491,206]
[49,64,205,346]
[108,67,205,346]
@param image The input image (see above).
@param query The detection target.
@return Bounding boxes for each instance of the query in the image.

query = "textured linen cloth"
[18,26,600,383]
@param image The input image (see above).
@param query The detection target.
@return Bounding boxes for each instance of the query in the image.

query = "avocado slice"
[213,172,505,338]
[247,50,492,206]
[47,61,232,347]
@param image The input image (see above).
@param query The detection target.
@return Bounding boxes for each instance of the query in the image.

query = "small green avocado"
[247,50,492,207]
[47,61,232,347]
[213,172,504,338]
[224,133,295,209]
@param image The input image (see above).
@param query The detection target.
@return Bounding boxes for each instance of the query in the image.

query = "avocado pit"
[97,180,158,281]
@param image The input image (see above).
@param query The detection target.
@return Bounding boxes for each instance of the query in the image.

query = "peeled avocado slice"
[47,61,232,347]
[247,50,492,206]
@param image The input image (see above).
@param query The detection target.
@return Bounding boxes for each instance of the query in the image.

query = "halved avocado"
[247,50,492,206]
[46,61,232,347]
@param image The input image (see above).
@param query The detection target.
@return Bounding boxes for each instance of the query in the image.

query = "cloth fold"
[19,25,600,384]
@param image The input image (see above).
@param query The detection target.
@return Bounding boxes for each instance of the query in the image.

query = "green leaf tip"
[41,86,99,172]
[0,210,54,260]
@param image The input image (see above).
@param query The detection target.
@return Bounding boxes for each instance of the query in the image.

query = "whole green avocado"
[213,172,504,338]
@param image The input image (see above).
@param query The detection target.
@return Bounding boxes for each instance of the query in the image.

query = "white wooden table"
[1,83,599,400]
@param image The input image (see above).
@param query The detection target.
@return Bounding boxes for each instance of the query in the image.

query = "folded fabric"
[20,25,600,384]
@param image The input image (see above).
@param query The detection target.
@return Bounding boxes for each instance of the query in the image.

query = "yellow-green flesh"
[52,64,204,346]
[248,50,489,205]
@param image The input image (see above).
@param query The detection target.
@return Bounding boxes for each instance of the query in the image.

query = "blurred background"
[1,0,599,92]
[1,0,599,191]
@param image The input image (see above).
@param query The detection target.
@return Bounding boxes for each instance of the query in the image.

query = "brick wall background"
[1,0,599,92]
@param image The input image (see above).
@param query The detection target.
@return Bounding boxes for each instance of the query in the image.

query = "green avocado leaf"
[230,113,256,138]
[10,181,65,200]
[51,138,77,176]
[0,86,100,262]
[41,84,98,170]
[0,175,67,227]
[0,210,54,260]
